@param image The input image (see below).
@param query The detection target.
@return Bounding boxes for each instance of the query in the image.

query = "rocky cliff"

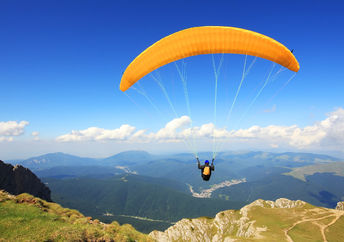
[150,198,344,241]
[0,160,51,201]
[336,201,344,210]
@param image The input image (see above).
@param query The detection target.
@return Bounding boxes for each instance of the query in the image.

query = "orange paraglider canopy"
[120,26,299,91]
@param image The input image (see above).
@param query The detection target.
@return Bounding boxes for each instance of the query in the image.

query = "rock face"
[149,198,344,242]
[336,201,344,210]
[0,160,51,201]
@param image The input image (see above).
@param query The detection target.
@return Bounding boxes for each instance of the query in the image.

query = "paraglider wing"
[120,26,300,91]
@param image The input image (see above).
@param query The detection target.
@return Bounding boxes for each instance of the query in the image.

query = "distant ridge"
[102,150,154,165]
[284,162,344,181]
[8,150,341,169]
[19,152,97,170]
[0,160,52,201]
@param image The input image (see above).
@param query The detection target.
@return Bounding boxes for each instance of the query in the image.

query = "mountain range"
[5,150,344,233]
[9,150,341,172]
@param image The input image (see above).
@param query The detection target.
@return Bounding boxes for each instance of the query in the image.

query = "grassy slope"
[0,190,152,242]
[150,200,344,241]
[248,202,344,241]
[326,215,344,242]
[284,162,344,181]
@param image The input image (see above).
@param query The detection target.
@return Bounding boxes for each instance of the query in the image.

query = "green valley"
[43,174,246,233]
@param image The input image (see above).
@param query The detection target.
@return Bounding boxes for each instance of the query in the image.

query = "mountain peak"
[102,150,153,166]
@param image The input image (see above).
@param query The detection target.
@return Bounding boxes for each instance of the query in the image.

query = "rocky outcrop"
[336,201,344,210]
[250,198,306,209]
[0,160,51,201]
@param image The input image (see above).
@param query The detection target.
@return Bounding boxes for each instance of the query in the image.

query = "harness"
[203,166,210,176]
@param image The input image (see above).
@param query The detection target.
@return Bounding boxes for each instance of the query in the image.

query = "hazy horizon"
[4,148,344,162]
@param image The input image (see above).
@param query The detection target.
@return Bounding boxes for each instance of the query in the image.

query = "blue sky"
[1,0,344,159]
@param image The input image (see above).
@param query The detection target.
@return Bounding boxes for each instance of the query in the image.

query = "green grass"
[288,221,323,242]
[247,207,297,240]
[325,215,344,242]
[0,191,152,241]
[316,216,336,226]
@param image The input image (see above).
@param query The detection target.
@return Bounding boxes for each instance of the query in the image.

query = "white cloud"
[56,116,193,143]
[0,121,29,136]
[0,137,14,142]
[0,121,29,142]
[56,125,137,142]
[32,131,39,136]
[55,108,344,153]
[227,108,344,149]
[31,131,40,141]
[156,115,191,140]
